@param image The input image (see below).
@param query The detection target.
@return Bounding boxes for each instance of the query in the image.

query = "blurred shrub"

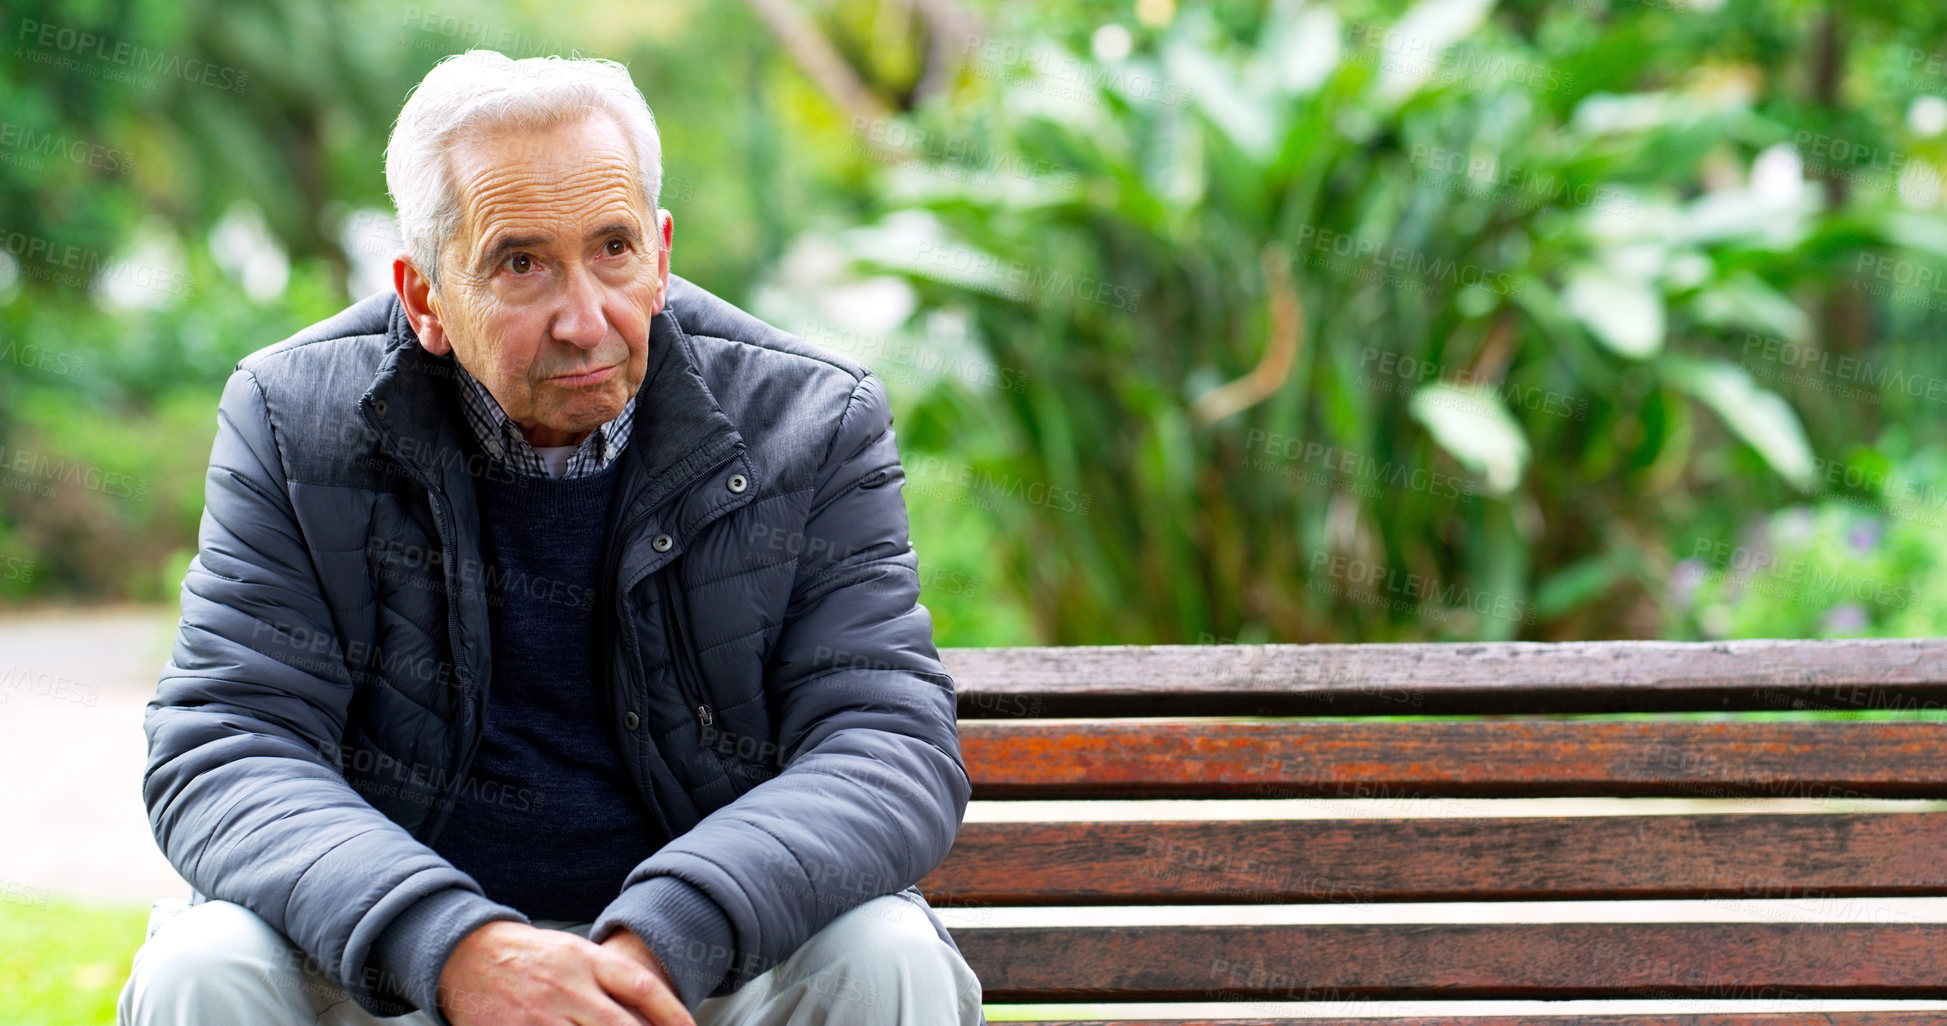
[770,0,1947,644]
[0,250,345,603]
[1676,432,1947,639]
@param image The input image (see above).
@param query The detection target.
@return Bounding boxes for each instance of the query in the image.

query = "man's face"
[394,113,672,448]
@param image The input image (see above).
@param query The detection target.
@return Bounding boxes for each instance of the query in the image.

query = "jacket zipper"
[659,565,714,735]
[390,478,485,844]
[436,500,486,838]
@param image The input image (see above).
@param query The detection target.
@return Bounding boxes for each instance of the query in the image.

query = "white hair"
[384,50,663,288]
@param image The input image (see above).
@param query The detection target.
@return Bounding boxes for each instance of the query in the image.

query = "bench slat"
[961,721,1947,799]
[944,640,1947,717]
[955,922,1947,1001]
[923,814,1947,904]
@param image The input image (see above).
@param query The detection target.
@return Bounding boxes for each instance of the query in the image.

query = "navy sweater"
[432,460,665,921]
[371,456,736,1015]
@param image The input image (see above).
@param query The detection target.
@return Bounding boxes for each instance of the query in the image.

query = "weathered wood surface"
[923,813,1947,905]
[956,922,1947,1001]
[942,640,1947,717]
[943,641,1947,1014]
[1004,1017,1947,1026]
[959,720,1947,798]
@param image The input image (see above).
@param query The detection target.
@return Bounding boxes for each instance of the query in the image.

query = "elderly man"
[117,50,981,1026]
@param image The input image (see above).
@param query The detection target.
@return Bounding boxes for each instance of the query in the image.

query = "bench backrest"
[923,640,1947,1021]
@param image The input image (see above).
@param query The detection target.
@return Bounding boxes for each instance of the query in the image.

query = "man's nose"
[551,265,608,349]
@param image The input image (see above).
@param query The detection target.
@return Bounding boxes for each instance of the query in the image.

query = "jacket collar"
[611,293,748,525]
[358,282,746,520]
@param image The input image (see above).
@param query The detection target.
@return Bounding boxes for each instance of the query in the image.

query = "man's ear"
[649,209,675,316]
[393,256,451,355]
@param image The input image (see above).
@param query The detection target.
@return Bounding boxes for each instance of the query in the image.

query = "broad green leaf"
[1563,267,1665,359]
[1688,271,1814,344]
[1877,210,1947,258]
[1258,2,1342,97]
[1676,186,1814,249]
[840,213,1032,305]
[1165,36,1277,161]
[1571,91,1698,135]
[1374,0,1496,106]
[1410,383,1530,497]
[1662,357,1816,492]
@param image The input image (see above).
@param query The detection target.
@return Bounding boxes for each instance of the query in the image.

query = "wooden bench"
[922,640,1947,1025]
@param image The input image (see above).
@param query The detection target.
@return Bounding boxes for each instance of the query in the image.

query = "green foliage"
[794,0,1947,643]
[8,0,1947,648]
[1678,434,1947,640]
[0,252,346,602]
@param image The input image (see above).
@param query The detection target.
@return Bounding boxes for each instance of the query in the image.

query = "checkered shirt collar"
[451,359,635,478]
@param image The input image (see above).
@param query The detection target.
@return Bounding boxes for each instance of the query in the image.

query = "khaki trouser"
[118,889,983,1026]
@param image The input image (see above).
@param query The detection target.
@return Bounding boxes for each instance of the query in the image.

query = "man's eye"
[605,238,628,256]
[507,253,534,274]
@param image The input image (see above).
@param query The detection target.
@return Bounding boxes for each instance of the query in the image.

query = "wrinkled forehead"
[445,113,650,254]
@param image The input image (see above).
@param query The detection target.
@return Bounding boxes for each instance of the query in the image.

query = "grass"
[0,899,148,1026]
[0,896,1062,1024]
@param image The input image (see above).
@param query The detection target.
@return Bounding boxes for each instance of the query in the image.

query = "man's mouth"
[548,363,619,387]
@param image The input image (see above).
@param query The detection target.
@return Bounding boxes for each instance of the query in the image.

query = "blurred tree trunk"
[744,0,892,125]
[743,0,977,125]
[1810,6,1870,358]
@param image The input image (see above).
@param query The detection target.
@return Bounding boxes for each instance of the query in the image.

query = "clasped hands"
[437,921,697,1026]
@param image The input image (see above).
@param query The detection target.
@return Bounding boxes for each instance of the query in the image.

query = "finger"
[592,951,695,1026]
[563,988,653,1026]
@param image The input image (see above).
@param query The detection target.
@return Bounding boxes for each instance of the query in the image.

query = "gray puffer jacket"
[141,276,969,1017]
